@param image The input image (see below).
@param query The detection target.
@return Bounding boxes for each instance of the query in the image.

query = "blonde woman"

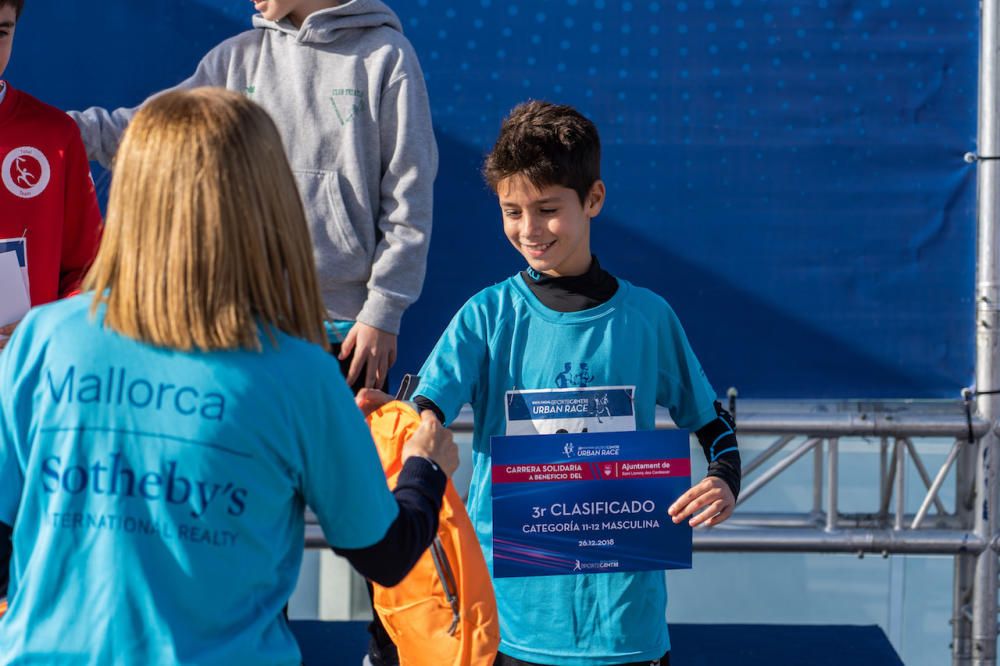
[0,88,457,664]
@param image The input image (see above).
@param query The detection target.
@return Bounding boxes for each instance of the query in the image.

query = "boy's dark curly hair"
[483,100,601,205]
[1,0,23,20]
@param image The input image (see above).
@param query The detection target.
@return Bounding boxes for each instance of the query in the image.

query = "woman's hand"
[401,410,459,477]
[355,388,394,417]
[356,390,458,476]
[668,476,736,528]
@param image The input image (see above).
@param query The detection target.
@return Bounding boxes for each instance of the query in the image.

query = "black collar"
[519,256,619,313]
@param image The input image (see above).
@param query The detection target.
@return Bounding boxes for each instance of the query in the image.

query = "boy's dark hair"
[1,0,23,19]
[483,100,601,205]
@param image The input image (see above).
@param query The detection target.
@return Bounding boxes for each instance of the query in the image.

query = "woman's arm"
[333,457,445,586]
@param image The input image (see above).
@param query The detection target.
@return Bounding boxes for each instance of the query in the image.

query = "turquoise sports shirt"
[415,274,718,666]
[0,295,399,664]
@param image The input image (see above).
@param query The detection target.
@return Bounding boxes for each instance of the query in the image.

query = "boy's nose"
[520,215,543,238]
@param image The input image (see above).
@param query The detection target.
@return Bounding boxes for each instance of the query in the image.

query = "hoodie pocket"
[293,169,371,282]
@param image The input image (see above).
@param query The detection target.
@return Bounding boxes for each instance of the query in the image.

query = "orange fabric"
[367,402,499,666]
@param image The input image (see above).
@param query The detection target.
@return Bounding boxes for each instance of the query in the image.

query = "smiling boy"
[0,0,103,350]
[407,101,743,665]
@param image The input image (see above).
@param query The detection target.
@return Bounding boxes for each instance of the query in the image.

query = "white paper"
[0,238,28,296]
[0,250,29,328]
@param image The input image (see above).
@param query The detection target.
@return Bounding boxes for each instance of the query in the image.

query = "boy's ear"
[585,180,606,217]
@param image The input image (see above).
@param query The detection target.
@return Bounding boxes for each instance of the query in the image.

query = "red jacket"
[0,83,102,307]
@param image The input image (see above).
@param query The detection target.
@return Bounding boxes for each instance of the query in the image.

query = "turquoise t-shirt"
[324,320,356,345]
[415,275,718,666]
[0,295,399,664]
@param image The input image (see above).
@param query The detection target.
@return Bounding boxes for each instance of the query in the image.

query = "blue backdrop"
[8,0,978,399]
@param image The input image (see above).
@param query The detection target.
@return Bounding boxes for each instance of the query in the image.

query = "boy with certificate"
[383,101,744,666]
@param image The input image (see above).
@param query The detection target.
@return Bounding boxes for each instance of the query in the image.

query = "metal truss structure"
[697,400,987,554]
[685,400,991,666]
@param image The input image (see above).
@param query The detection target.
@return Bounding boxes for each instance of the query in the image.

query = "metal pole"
[307,521,992,554]
[724,512,965,530]
[881,439,900,520]
[880,436,889,526]
[912,440,961,530]
[904,438,950,516]
[895,438,906,532]
[972,0,1000,660]
[744,434,796,476]
[448,403,989,439]
[691,529,986,555]
[955,553,976,666]
[955,438,978,666]
[813,439,824,521]
[826,438,838,532]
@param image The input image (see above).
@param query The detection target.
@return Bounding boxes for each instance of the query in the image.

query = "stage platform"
[290,620,904,665]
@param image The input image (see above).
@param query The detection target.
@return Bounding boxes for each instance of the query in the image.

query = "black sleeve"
[333,456,446,587]
[413,395,446,423]
[0,521,11,598]
[694,402,742,500]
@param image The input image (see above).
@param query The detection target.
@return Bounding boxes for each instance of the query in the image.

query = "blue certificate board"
[491,430,692,579]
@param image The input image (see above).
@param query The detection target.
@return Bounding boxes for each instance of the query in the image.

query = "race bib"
[504,386,636,436]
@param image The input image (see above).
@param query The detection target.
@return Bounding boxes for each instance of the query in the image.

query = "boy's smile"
[498,175,605,278]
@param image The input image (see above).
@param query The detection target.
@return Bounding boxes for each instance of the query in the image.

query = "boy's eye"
[539,208,558,214]
[503,210,521,218]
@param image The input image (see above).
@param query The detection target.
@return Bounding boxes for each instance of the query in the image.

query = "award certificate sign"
[491,429,692,578]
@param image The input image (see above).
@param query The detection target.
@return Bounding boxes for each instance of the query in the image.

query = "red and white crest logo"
[2,147,51,199]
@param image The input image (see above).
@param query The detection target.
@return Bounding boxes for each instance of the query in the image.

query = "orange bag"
[367,401,499,666]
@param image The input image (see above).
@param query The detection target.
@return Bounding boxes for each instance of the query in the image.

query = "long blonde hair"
[84,88,328,352]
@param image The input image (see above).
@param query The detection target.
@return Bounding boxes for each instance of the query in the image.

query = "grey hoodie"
[70,0,437,335]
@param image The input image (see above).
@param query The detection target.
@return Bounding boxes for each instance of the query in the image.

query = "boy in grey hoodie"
[70,0,437,391]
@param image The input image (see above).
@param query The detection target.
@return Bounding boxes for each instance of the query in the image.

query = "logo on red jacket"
[2,147,51,199]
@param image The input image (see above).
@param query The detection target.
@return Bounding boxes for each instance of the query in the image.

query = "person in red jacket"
[0,0,102,350]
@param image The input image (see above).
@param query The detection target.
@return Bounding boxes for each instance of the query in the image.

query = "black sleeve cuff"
[707,452,742,501]
[396,455,448,509]
[413,395,446,423]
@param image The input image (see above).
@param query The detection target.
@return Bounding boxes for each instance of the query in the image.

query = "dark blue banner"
[10,1,979,399]
[491,429,692,578]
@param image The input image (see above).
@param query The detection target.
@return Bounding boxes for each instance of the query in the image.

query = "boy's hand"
[402,410,459,477]
[339,322,397,389]
[0,320,19,351]
[668,476,736,528]
[355,388,394,417]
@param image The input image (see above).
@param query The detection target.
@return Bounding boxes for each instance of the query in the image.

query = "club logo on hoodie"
[2,147,51,199]
[329,88,367,126]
